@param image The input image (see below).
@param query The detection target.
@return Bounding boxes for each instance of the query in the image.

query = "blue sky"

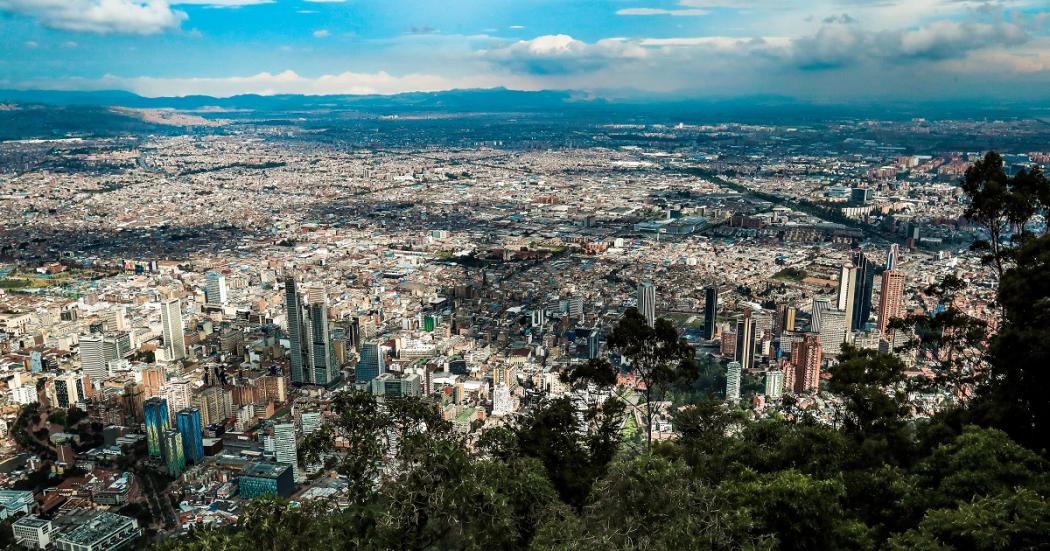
[1,0,1048,99]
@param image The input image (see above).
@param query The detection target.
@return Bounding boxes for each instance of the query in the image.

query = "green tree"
[888,488,1050,551]
[607,308,696,449]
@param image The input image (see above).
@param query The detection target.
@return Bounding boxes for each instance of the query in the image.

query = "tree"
[531,455,769,550]
[960,152,1050,278]
[827,346,912,465]
[607,308,697,449]
[888,488,1050,551]
[977,233,1050,451]
[889,275,988,397]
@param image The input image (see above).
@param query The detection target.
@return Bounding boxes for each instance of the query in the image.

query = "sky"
[0,0,1048,100]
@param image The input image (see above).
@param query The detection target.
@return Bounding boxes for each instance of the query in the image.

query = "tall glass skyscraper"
[703,286,718,340]
[356,343,385,384]
[160,298,186,360]
[284,277,307,384]
[144,397,169,457]
[161,429,185,477]
[176,408,204,465]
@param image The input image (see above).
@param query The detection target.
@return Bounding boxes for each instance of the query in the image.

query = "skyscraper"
[356,343,385,384]
[726,361,742,402]
[703,286,718,340]
[735,312,757,371]
[765,369,784,399]
[836,263,857,335]
[638,281,656,327]
[878,270,906,334]
[790,334,823,393]
[205,272,228,307]
[850,251,875,331]
[306,298,339,386]
[161,429,185,477]
[160,299,186,361]
[273,423,298,479]
[176,408,204,465]
[78,334,117,382]
[284,276,308,385]
[144,397,169,457]
[886,243,900,271]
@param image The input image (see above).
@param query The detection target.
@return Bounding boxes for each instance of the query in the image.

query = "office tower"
[568,296,584,319]
[356,342,385,384]
[836,263,857,334]
[735,312,757,371]
[703,286,718,339]
[638,281,656,327]
[161,429,185,477]
[53,373,82,409]
[144,397,170,457]
[141,365,166,397]
[100,306,126,332]
[811,298,833,334]
[273,423,298,478]
[850,251,875,331]
[306,297,339,386]
[79,334,115,381]
[725,361,742,402]
[790,335,823,393]
[886,243,900,271]
[284,277,308,384]
[205,272,228,307]
[164,377,192,419]
[878,270,906,334]
[192,386,234,426]
[816,309,847,357]
[782,306,796,333]
[176,408,204,465]
[765,370,784,400]
[300,411,322,436]
[586,327,600,360]
[123,383,145,422]
[160,299,186,361]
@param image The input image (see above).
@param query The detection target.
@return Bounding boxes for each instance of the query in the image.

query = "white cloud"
[313,29,330,38]
[24,40,39,48]
[172,0,272,5]
[617,7,708,16]
[303,0,346,3]
[482,34,648,74]
[0,0,187,34]
[17,70,524,97]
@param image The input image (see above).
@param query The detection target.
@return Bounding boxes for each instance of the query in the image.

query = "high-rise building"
[735,312,757,371]
[638,281,656,327]
[205,272,228,307]
[356,343,385,384]
[816,309,847,357]
[886,243,900,271]
[176,408,204,465]
[140,365,166,398]
[703,286,718,339]
[776,305,796,335]
[144,397,169,457]
[272,423,298,478]
[164,377,192,418]
[878,270,906,334]
[790,334,823,393]
[765,370,784,399]
[53,373,82,409]
[78,334,117,382]
[725,361,742,402]
[160,299,186,361]
[836,263,857,335]
[850,251,875,331]
[284,277,307,385]
[161,429,185,477]
[586,327,600,360]
[306,299,339,386]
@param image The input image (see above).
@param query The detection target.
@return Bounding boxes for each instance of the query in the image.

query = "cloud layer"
[0,0,187,34]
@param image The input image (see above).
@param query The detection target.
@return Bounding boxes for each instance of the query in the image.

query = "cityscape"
[1,1,1049,550]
